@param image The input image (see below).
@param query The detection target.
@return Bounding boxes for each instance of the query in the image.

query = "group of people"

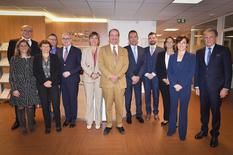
[7,25,232,148]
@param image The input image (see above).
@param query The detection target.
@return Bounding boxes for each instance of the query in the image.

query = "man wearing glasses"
[57,32,82,128]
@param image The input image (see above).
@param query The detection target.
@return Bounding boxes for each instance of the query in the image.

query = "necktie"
[150,46,154,55]
[206,48,211,65]
[113,45,117,65]
[133,46,137,63]
[63,47,69,61]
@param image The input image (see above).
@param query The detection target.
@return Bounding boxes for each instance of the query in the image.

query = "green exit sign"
[177,18,186,23]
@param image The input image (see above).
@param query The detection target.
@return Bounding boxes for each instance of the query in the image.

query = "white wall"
[107,20,157,47]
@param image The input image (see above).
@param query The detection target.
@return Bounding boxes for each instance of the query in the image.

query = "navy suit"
[124,45,145,118]
[194,44,232,137]
[57,46,82,123]
[167,52,196,140]
[143,46,164,115]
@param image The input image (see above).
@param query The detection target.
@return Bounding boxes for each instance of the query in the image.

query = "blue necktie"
[206,48,211,65]
[133,46,137,63]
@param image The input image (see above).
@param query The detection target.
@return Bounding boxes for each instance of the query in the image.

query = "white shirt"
[22,37,32,46]
[149,45,156,54]
[205,44,215,65]
[165,52,171,69]
[110,44,118,55]
[63,45,71,59]
[130,45,138,61]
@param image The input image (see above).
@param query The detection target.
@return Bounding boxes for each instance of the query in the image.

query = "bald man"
[7,25,40,130]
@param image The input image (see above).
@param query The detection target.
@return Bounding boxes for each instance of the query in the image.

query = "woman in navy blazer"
[33,40,61,134]
[167,36,196,140]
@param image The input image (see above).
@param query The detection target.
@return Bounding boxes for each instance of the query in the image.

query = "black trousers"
[159,82,170,121]
[200,86,221,137]
[37,85,61,129]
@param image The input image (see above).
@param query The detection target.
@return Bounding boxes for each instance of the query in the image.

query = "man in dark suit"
[124,30,145,124]
[47,33,59,55]
[194,28,232,147]
[57,32,82,128]
[7,25,40,130]
[143,32,164,121]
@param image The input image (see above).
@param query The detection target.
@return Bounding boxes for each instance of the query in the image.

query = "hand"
[109,75,118,82]
[132,76,140,85]
[12,90,20,97]
[162,78,169,85]
[174,84,182,92]
[63,71,71,78]
[195,88,200,96]
[220,88,229,98]
[44,80,52,88]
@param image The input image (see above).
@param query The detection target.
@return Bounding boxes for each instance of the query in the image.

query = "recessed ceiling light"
[226,36,233,38]
[172,0,203,4]
[164,28,179,32]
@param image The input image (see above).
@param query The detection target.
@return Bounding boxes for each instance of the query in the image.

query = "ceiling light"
[164,28,179,32]
[172,0,203,4]
[226,36,233,38]
[156,34,162,37]
[0,10,107,23]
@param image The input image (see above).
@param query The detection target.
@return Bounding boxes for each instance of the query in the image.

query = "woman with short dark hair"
[33,40,61,134]
[167,36,196,140]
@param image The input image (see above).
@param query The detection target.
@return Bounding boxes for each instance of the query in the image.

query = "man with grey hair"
[56,32,82,128]
[194,28,232,147]
[7,25,40,130]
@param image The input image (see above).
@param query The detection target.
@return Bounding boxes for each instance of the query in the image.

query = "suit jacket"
[156,51,168,83]
[194,44,232,90]
[7,38,40,62]
[81,47,101,83]
[124,45,145,80]
[144,46,164,75]
[98,44,129,89]
[168,52,196,89]
[33,53,60,86]
[56,45,82,82]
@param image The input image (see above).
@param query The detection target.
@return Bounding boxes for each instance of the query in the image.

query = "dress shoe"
[146,114,151,121]
[136,117,144,123]
[69,122,76,128]
[21,128,28,135]
[45,128,51,134]
[161,120,169,126]
[195,131,208,139]
[116,127,125,135]
[126,117,132,124]
[154,114,159,120]
[95,124,101,129]
[103,127,112,135]
[11,121,20,130]
[63,120,69,127]
[210,137,218,148]
[56,126,62,132]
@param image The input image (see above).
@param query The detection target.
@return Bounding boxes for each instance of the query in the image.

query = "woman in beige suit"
[81,32,102,129]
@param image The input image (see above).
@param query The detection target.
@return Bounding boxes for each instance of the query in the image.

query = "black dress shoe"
[126,117,132,124]
[69,122,76,128]
[161,120,169,126]
[136,117,144,123]
[195,131,208,139]
[11,121,20,130]
[103,127,112,135]
[56,127,62,132]
[45,128,51,134]
[116,127,125,135]
[63,120,69,127]
[210,137,218,148]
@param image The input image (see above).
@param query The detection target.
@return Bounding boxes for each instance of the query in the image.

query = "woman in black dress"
[9,39,40,134]
[33,40,61,134]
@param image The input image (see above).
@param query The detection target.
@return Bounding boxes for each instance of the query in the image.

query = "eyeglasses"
[62,38,71,40]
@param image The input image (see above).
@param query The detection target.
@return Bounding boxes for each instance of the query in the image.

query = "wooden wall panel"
[46,22,108,48]
[0,16,46,43]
